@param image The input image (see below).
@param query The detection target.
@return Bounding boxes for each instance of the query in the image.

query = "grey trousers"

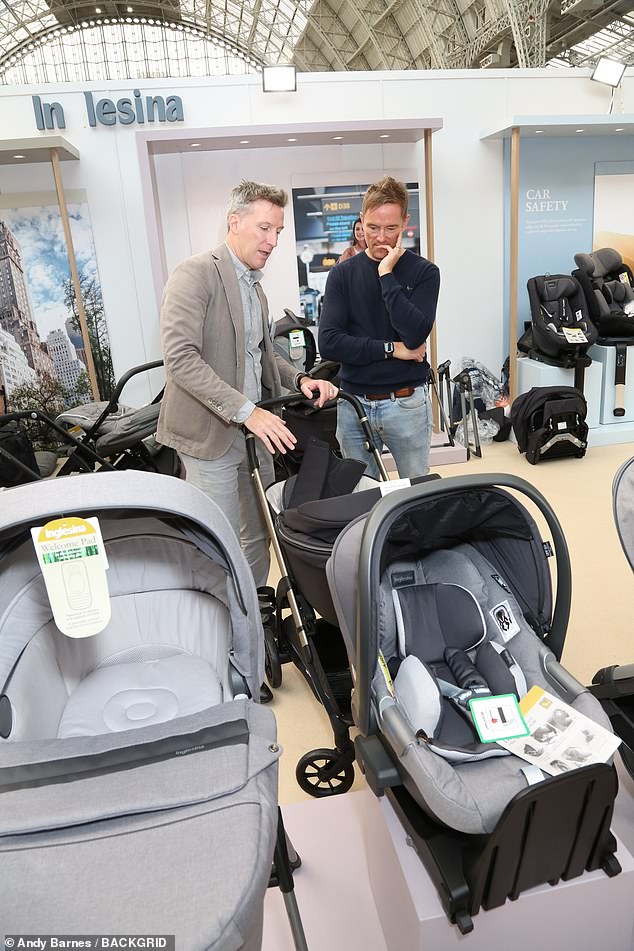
[179,431,275,588]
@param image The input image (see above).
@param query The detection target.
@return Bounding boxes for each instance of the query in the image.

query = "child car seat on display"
[511,385,588,464]
[525,275,597,392]
[572,248,634,417]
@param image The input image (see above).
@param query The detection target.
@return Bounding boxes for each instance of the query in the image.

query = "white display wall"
[0,68,632,404]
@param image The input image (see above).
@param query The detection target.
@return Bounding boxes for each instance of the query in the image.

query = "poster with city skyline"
[0,190,114,418]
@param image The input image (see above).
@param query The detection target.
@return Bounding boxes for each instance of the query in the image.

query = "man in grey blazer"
[158,180,337,593]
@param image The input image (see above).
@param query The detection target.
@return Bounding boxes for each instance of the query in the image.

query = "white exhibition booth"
[0,67,633,436]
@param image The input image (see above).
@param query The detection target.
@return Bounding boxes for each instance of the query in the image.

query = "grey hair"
[226,180,288,226]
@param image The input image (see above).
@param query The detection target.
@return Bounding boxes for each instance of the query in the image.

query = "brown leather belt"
[363,386,415,401]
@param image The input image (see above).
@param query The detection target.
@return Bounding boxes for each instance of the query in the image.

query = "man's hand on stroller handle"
[297,376,339,408]
[244,406,298,455]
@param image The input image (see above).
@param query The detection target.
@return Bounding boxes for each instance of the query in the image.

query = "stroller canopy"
[0,470,264,700]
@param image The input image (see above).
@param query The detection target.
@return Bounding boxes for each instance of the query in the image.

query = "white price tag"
[561,327,588,344]
[469,694,530,743]
[379,478,411,496]
[31,516,111,638]
[288,330,306,348]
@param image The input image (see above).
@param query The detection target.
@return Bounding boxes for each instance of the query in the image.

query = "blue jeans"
[179,432,275,588]
[337,385,432,480]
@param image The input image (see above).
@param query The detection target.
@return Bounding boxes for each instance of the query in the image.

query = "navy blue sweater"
[318,249,440,396]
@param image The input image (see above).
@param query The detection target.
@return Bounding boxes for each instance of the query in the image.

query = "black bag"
[0,422,39,487]
[511,386,588,464]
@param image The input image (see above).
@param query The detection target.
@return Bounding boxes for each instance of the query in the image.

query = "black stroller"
[248,392,393,796]
[325,474,621,933]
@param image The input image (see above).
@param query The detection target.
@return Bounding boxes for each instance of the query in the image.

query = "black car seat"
[524,274,597,392]
[573,248,634,417]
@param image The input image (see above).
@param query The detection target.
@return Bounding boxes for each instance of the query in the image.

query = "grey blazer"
[157,242,297,460]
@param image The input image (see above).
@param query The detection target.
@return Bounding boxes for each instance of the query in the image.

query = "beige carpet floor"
[267,437,634,804]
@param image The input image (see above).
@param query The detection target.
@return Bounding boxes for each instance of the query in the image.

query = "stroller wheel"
[295,748,355,798]
[264,625,283,689]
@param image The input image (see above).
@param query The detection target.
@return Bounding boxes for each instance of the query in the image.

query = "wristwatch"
[384,342,395,359]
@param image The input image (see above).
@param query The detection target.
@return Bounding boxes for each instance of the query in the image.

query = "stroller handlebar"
[244,391,388,480]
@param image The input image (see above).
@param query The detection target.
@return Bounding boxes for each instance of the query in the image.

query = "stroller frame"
[247,391,388,797]
[349,474,621,934]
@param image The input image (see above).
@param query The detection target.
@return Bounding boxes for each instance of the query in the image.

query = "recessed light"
[189,142,201,147]
[332,135,343,140]
[126,6,133,11]
[239,139,250,144]
[287,137,297,142]
[13,154,25,159]
[615,128,624,132]
[534,129,544,134]
[380,134,390,139]
[575,129,584,133]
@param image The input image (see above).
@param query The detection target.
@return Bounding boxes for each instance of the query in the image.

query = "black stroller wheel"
[264,624,282,689]
[295,748,355,798]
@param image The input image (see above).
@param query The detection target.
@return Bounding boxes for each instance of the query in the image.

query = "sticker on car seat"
[490,600,520,642]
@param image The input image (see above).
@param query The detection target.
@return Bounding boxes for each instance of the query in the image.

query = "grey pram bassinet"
[0,471,284,948]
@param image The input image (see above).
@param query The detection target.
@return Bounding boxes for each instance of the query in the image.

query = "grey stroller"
[55,359,179,476]
[0,471,305,949]
[327,474,621,933]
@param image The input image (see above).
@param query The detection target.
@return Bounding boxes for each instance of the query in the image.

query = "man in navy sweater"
[319,176,440,479]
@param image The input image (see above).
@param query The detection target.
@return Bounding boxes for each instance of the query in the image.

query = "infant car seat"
[273,308,317,375]
[525,275,597,392]
[327,475,621,934]
[573,249,634,417]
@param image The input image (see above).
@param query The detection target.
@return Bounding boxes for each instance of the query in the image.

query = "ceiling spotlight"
[615,128,624,132]
[534,129,544,134]
[287,137,297,142]
[95,6,101,10]
[575,129,584,133]
[332,135,343,141]
[126,6,133,12]
[262,64,296,93]
[13,154,25,159]
[189,142,201,147]
[591,57,626,88]
[239,139,250,144]
[380,134,390,139]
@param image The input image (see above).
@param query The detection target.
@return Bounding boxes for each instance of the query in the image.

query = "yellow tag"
[378,650,394,696]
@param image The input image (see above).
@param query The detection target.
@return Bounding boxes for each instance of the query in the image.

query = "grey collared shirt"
[226,243,265,423]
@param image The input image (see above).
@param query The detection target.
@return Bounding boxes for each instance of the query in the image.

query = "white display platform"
[383,430,468,474]
[517,356,602,429]
[361,787,634,951]
[263,767,634,951]
[589,343,634,426]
